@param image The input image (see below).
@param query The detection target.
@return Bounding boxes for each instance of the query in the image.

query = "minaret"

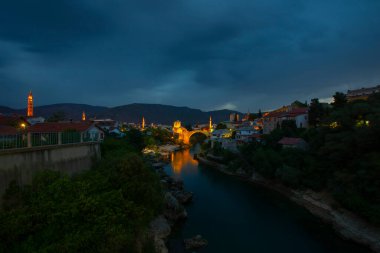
[142,116,145,130]
[27,91,33,117]
[82,111,86,121]
[209,115,213,132]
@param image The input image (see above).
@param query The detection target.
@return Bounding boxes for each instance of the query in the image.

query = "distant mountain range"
[0,103,243,125]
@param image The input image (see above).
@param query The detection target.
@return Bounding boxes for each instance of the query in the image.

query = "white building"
[235,127,259,143]
[294,113,308,129]
[109,127,126,137]
[26,117,45,125]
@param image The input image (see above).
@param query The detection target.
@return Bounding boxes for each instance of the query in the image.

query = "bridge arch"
[173,120,211,145]
[185,130,210,144]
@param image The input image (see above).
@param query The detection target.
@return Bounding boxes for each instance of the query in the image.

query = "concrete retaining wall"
[0,143,101,198]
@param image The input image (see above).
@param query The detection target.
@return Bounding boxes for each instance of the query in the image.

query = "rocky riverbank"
[147,155,194,253]
[143,144,187,157]
[196,155,380,253]
[152,168,192,252]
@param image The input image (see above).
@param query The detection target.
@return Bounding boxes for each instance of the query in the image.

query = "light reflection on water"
[170,148,199,176]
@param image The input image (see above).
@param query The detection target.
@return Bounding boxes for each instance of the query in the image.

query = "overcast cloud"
[0,0,380,111]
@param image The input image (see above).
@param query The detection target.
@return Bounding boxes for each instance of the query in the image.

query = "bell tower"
[27,91,33,117]
[142,116,145,130]
[82,111,86,121]
[209,115,213,132]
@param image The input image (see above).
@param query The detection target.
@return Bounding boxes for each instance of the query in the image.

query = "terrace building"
[263,106,308,134]
[235,127,260,143]
[347,85,380,102]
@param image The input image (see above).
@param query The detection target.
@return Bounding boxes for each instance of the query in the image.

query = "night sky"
[1,0,380,112]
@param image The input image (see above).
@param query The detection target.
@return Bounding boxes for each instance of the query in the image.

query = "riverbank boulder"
[152,162,166,169]
[184,235,208,250]
[170,179,184,191]
[172,191,193,204]
[150,216,171,253]
[164,192,188,222]
[235,167,248,177]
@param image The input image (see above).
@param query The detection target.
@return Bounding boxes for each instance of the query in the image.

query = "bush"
[252,148,282,179]
[275,165,301,188]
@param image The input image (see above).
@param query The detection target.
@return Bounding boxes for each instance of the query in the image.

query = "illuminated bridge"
[172,120,212,144]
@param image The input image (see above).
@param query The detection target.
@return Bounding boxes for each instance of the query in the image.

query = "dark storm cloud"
[0,0,380,111]
[0,0,107,54]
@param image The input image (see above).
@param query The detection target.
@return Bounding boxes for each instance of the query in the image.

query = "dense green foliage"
[47,111,66,122]
[143,127,173,148]
[0,138,163,253]
[215,123,227,129]
[226,93,380,225]
[125,128,146,151]
[209,141,237,165]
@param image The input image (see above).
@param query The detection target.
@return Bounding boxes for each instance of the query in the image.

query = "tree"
[47,111,66,122]
[332,92,347,109]
[258,109,263,118]
[291,100,307,108]
[308,98,323,127]
[247,113,256,121]
[281,120,298,136]
[125,128,145,151]
[216,123,227,129]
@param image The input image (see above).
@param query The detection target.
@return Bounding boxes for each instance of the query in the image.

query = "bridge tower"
[27,91,33,117]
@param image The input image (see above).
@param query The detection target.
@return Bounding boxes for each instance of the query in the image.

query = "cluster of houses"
[346,85,380,102]
[209,101,310,152]
[0,111,173,150]
[209,84,380,152]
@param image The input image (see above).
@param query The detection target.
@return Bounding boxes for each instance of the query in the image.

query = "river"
[163,146,372,253]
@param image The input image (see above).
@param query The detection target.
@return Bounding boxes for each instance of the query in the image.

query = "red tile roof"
[28,122,95,133]
[278,137,305,145]
[0,125,19,135]
[288,107,308,117]
[264,107,308,119]
[252,134,262,139]
[0,115,28,126]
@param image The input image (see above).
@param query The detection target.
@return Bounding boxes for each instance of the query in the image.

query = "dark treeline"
[0,134,163,252]
[208,92,380,225]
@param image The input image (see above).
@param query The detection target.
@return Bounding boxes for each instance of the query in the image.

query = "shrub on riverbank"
[0,137,163,253]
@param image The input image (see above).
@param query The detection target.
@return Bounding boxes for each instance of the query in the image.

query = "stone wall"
[0,143,101,199]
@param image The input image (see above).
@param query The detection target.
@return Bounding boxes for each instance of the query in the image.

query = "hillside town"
[1,84,379,152]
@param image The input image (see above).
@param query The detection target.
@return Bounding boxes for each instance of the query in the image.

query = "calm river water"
[164,147,372,253]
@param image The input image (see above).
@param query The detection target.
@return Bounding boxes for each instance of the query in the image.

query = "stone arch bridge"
[172,120,210,144]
